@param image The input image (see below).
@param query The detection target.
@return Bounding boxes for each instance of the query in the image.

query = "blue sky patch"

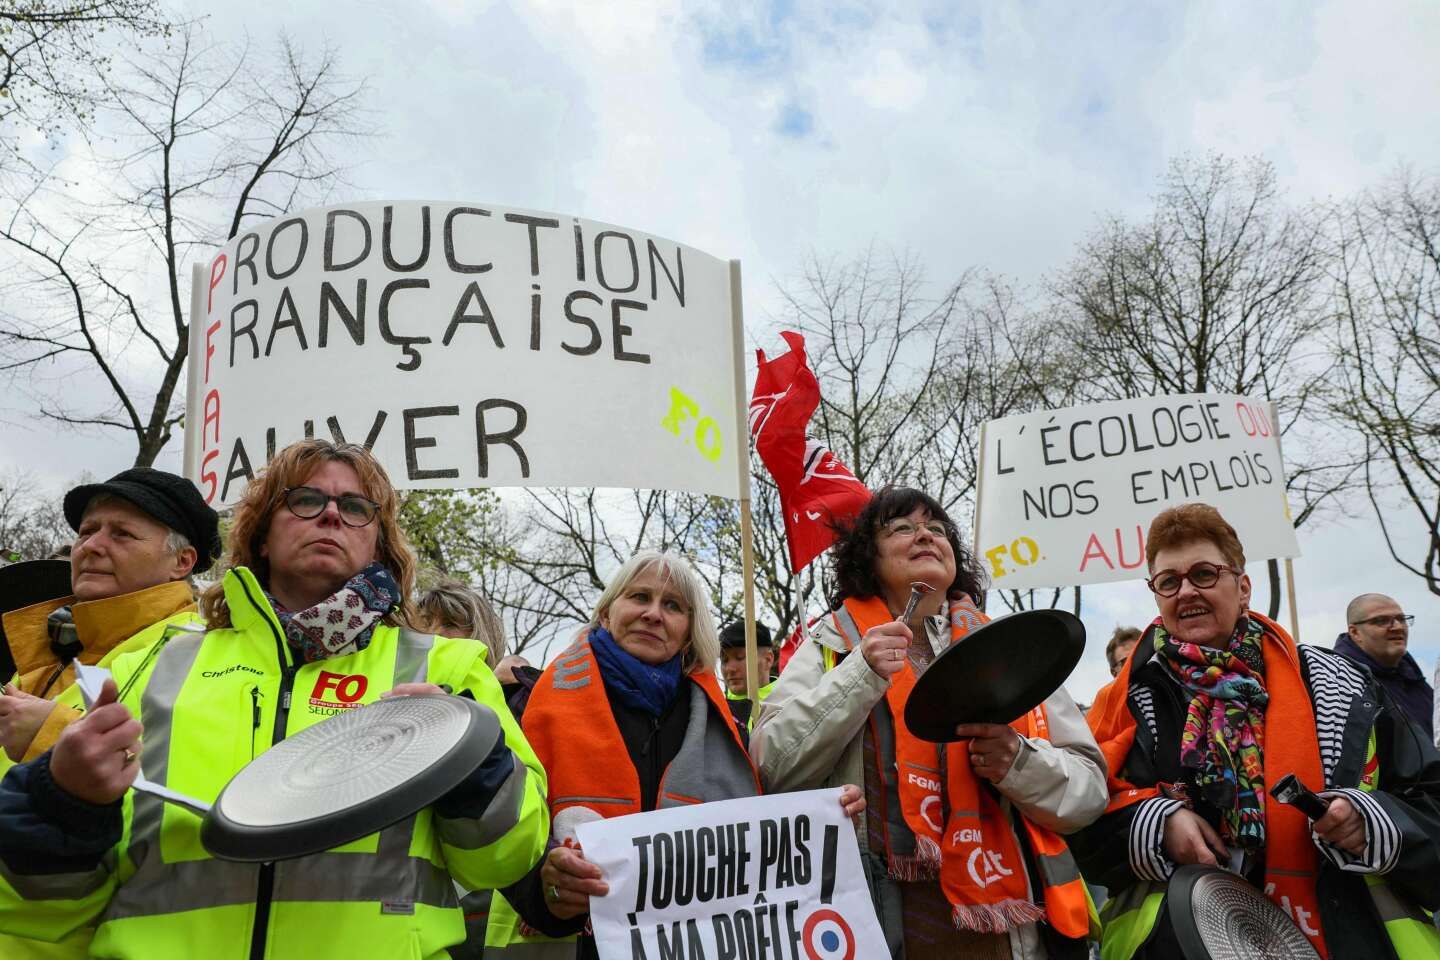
[775,103,815,138]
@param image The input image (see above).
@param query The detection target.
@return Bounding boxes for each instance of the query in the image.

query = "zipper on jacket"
[248,687,262,760]
[238,574,300,960]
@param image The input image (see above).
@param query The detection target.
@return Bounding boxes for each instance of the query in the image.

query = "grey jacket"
[754,610,1108,841]
[752,609,1108,958]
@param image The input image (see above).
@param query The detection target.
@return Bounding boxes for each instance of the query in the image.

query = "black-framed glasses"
[282,486,379,527]
[1146,561,1239,597]
[1352,613,1414,629]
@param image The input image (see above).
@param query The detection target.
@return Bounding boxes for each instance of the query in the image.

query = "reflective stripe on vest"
[484,941,576,958]
[117,626,209,914]
[105,821,456,921]
[395,626,435,685]
[831,607,863,650]
[103,622,454,924]
[1035,848,1082,888]
[1358,732,1440,957]
[1099,883,1166,960]
[483,894,577,958]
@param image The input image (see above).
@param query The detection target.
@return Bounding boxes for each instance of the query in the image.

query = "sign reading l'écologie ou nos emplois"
[975,394,1299,590]
[185,201,742,506]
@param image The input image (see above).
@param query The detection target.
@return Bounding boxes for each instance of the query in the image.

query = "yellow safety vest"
[0,567,550,960]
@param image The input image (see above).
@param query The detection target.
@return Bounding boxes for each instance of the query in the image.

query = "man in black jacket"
[1337,593,1433,741]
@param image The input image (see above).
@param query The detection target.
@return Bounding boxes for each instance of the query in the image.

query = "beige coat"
[753,608,1108,958]
[754,611,1107,834]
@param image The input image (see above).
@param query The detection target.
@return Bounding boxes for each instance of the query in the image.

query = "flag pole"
[729,260,762,718]
[182,263,206,486]
[973,420,990,610]
[1269,401,1301,642]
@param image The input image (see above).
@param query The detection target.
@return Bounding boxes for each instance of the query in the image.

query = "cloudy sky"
[3,0,1438,703]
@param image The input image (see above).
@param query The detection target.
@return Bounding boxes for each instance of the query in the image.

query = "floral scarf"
[266,562,401,663]
[1153,615,1269,849]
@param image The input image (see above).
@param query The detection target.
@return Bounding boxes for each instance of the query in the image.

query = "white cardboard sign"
[974,393,1299,590]
[184,201,742,505]
[577,789,888,960]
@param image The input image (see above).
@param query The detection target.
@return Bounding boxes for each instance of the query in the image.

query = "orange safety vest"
[522,635,760,822]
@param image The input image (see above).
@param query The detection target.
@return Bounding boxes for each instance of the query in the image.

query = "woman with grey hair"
[415,579,507,666]
[485,550,861,958]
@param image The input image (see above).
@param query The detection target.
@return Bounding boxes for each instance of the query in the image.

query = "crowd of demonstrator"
[0,439,1435,959]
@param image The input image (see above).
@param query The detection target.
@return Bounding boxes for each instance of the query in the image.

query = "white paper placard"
[577,788,888,960]
[186,201,742,505]
[975,393,1299,589]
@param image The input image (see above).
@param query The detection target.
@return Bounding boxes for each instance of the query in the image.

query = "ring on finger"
[548,883,561,902]
[123,749,137,765]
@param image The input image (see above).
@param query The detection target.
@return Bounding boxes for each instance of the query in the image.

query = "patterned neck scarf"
[1153,615,1269,849]
[266,562,401,664]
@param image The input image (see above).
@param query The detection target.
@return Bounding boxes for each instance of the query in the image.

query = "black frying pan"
[0,559,72,682]
[904,608,1085,741]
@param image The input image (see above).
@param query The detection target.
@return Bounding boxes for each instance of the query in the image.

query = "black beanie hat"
[719,620,773,650]
[63,468,222,574]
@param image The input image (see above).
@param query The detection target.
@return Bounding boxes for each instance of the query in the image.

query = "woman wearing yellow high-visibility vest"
[1072,503,1440,959]
[0,439,550,960]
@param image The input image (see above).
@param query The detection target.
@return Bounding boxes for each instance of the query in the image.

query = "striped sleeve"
[1314,788,1402,874]
[1129,797,1185,881]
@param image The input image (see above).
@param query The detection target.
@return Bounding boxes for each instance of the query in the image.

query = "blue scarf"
[588,625,684,717]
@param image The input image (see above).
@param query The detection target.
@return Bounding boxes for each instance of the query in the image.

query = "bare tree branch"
[0,23,371,466]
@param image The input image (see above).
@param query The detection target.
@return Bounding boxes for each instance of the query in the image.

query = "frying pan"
[202,694,500,862]
[1167,865,1321,959]
[904,608,1085,740]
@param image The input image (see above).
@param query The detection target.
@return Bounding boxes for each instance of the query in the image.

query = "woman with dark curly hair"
[753,487,1107,960]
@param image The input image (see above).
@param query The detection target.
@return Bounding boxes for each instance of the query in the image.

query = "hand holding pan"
[903,609,1085,741]
[1167,864,1321,959]
[202,694,501,862]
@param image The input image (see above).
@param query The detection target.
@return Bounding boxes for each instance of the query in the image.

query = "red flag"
[749,332,871,571]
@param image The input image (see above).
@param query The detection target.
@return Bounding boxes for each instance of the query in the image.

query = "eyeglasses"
[1145,561,1239,597]
[883,518,953,541]
[282,486,380,527]
[1352,614,1414,629]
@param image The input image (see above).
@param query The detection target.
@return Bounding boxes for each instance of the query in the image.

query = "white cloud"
[850,47,929,111]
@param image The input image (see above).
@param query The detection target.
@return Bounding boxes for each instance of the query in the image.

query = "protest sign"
[974,393,1299,590]
[183,201,742,506]
[577,788,887,960]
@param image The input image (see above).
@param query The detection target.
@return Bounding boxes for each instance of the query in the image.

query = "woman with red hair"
[1074,503,1440,958]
